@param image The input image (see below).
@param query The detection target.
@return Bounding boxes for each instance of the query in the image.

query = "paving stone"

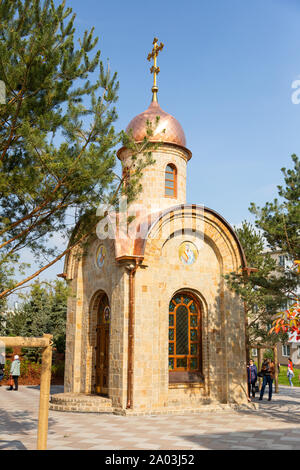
[1,385,300,450]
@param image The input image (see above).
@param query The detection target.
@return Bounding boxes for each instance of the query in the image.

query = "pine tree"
[249,155,300,337]
[0,0,155,299]
[2,279,68,358]
[226,155,300,346]
[225,221,289,348]
[250,154,300,260]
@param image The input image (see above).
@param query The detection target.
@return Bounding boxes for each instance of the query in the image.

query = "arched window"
[169,293,202,381]
[165,164,177,198]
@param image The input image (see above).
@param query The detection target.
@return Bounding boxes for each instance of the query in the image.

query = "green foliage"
[2,357,64,382]
[0,0,155,300]
[19,359,41,379]
[226,155,300,346]
[3,358,39,380]
[51,361,64,377]
[3,359,11,380]
[250,155,300,334]
[263,349,274,360]
[225,221,290,346]
[1,279,68,358]
[278,365,300,387]
[250,154,300,260]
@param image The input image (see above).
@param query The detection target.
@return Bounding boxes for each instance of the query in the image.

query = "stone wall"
[64,206,248,413]
[64,237,128,408]
[118,144,189,212]
[130,207,248,412]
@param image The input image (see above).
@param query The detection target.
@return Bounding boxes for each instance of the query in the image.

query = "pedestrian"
[259,358,275,401]
[7,355,20,391]
[247,358,258,400]
[0,352,5,386]
[287,358,294,387]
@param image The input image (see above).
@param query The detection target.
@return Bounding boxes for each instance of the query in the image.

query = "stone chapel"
[53,39,250,415]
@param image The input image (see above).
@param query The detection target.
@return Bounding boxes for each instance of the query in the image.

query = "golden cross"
[147,37,164,102]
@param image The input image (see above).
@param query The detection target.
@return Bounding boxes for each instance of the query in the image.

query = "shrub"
[51,361,65,377]
[2,357,64,384]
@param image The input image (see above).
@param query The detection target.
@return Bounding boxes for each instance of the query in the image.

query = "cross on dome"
[120,38,189,152]
[147,37,164,103]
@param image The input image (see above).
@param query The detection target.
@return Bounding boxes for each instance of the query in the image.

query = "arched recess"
[139,205,246,274]
[168,289,204,384]
[89,290,111,396]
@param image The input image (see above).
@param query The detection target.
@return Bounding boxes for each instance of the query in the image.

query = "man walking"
[259,358,275,401]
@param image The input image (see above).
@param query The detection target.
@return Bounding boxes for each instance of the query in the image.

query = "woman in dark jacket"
[259,359,275,401]
[247,359,258,399]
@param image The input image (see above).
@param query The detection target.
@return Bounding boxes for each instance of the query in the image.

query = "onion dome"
[125,100,186,148]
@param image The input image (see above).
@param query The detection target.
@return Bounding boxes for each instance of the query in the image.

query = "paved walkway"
[1,385,300,450]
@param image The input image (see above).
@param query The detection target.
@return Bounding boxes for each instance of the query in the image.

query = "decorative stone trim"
[114,402,257,416]
[49,404,113,413]
[49,393,257,415]
[50,393,113,413]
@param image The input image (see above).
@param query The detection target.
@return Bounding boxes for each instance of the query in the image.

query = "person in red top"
[287,358,294,387]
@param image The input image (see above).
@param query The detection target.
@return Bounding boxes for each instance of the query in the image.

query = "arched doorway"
[168,291,202,383]
[95,293,110,395]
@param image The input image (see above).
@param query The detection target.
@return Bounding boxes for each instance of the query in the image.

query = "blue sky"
[12,0,300,296]
[68,0,300,224]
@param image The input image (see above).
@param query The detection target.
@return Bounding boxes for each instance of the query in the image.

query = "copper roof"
[125,101,186,147]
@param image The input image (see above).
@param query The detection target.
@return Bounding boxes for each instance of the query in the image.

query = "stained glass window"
[168,293,201,373]
[190,358,197,370]
[177,358,187,368]
[190,330,197,341]
[176,306,189,355]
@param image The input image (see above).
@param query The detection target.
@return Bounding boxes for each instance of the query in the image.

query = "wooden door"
[95,295,110,395]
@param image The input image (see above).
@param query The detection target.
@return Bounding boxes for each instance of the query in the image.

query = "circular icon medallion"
[178,241,198,266]
[96,245,106,269]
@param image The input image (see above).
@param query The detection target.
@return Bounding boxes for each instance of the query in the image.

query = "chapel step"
[49,392,113,413]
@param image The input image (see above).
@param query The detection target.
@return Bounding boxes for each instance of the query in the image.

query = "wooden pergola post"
[0,334,53,450]
[37,334,53,450]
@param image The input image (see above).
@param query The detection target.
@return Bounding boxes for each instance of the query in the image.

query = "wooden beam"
[0,336,51,348]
